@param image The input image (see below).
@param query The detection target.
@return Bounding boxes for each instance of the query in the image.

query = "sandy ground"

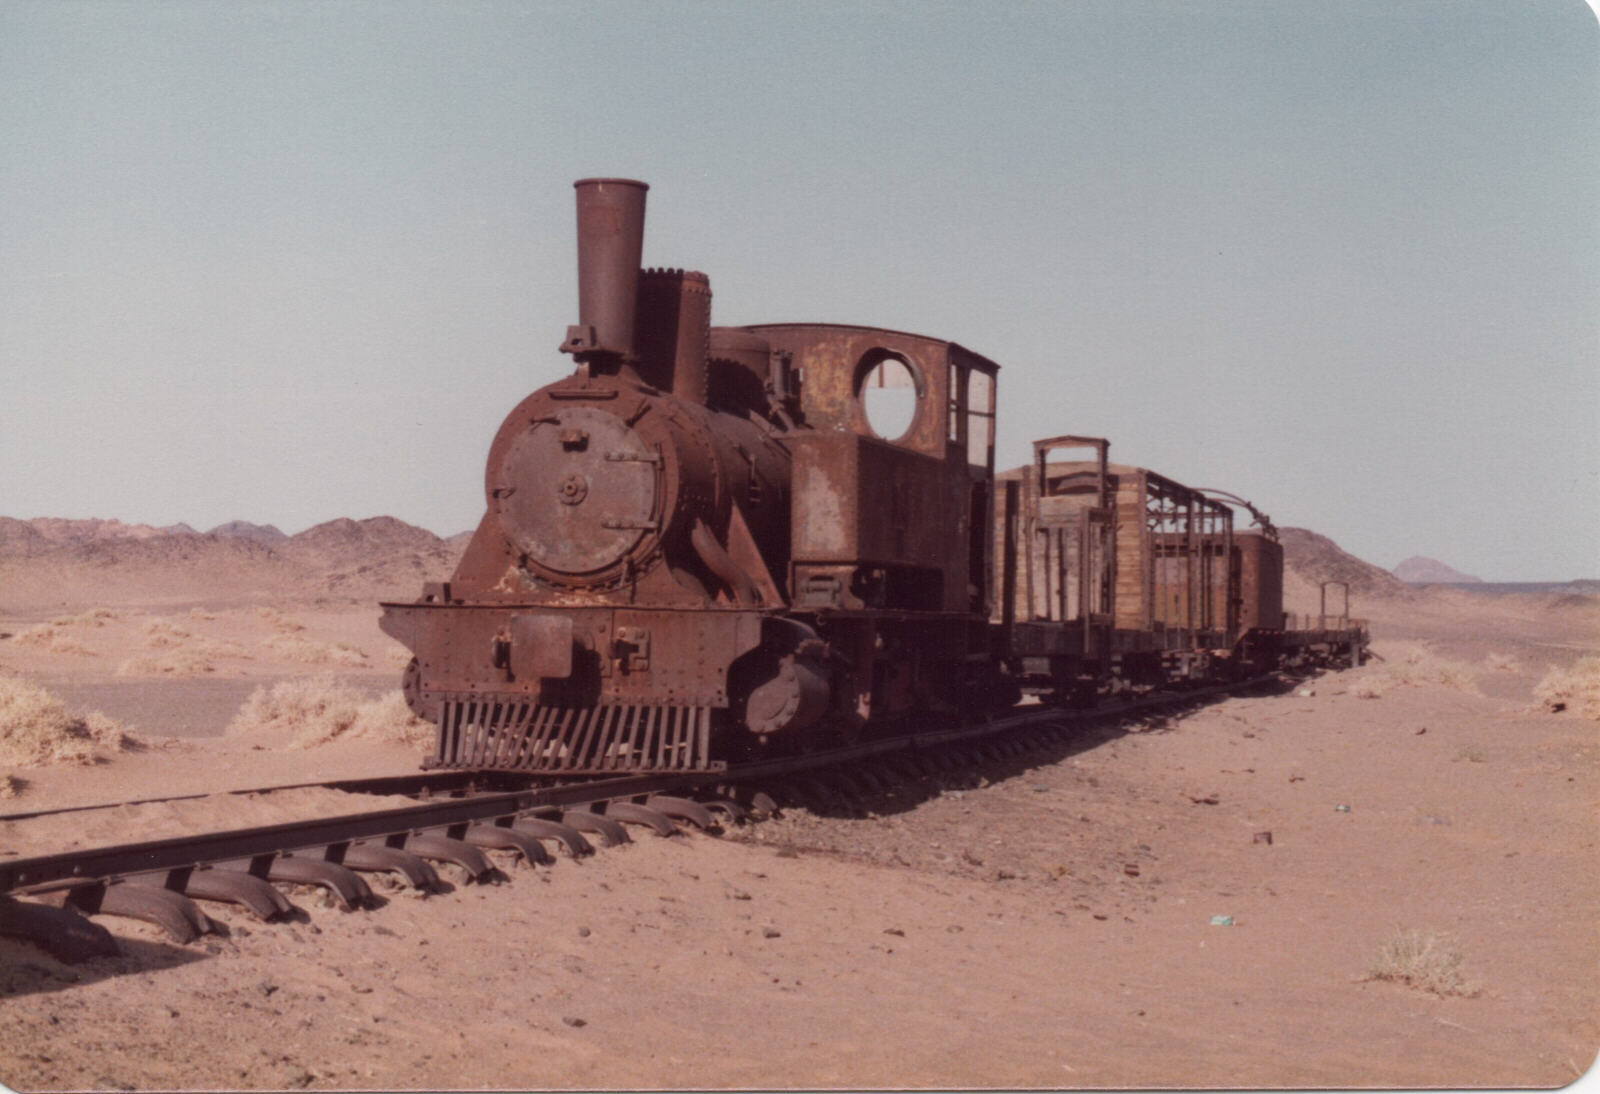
[0,587,1597,1090]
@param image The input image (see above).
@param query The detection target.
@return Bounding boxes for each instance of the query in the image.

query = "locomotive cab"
[744,323,1001,727]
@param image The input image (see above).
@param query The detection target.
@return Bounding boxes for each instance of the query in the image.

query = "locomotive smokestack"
[561,178,649,363]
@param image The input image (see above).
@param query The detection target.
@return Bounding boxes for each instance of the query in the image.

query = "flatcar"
[379,178,1366,775]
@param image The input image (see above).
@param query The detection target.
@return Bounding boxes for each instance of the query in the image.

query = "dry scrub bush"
[1380,656,1480,694]
[255,607,305,632]
[116,647,218,676]
[1483,651,1520,672]
[51,609,115,627]
[143,619,193,648]
[0,673,142,767]
[229,678,430,749]
[12,624,93,654]
[1365,929,1476,996]
[263,634,369,667]
[10,610,124,654]
[10,625,55,647]
[1533,657,1600,720]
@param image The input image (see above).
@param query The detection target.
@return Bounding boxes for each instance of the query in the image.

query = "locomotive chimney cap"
[573,177,649,190]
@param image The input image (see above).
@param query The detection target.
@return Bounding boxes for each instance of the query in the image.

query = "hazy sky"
[2,1,1596,581]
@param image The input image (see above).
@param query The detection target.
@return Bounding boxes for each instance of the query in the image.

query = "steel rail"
[0,671,1293,901]
[0,769,541,824]
[0,770,700,895]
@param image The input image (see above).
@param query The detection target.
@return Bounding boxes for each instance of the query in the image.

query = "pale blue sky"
[2,1,1596,580]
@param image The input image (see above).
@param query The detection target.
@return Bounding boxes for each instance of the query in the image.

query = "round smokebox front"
[497,406,660,578]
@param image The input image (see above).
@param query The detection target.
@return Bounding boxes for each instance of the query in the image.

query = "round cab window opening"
[855,351,921,442]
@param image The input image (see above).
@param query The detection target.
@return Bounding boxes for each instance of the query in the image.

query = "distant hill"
[287,516,448,567]
[2,516,194,553]
[0,515,468,611]
[1277,527,1410,617]
[1393,556,1483,584]
[0,517,51,558]
[0,510,1477,622]
[289,517,463,600]
[1278,528,1407,596]
[208,520,288,544]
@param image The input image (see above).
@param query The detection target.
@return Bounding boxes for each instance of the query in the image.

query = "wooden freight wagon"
[994,435,1263,693]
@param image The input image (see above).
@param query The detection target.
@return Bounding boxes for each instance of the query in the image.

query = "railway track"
[0,672,1305,964]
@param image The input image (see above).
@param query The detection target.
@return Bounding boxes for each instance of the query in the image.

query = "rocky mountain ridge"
[1393,556,1484,584]
[0,515,473,610]
[0,515,465,554]
[4,511,1399,610]
[1278,527,1410,599]
[208,520,289,544]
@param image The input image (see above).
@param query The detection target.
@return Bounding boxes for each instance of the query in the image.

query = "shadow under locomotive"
[757,670,1314,822]
[379,178,1367,778]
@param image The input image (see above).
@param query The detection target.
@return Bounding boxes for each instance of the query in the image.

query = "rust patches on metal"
[378,177,1365,777]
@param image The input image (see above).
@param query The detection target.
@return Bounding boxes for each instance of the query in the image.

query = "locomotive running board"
[427,700,720,775]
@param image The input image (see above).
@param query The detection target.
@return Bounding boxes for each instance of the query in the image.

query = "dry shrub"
[10,609,122,654]
[144,619,193,648]
[1380,656,1480,693]
[1483,652,1520,672]
[10,624,55,647]
[1350,680,1384,699]
[12,624,93,654]
[255,607,306,633]
[349,692,432,749]
[205,638,252,659]
[116,647,218,676]
[1533,657,1600,720]
[263,634,369,667]
[188,608,215,621]
[0,773,21,798]
[1365,929,1476,996]
[52,609,114,627]
[229,679,430,749]
[0,674,142,767]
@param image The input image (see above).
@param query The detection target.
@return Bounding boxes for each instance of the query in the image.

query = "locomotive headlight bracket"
[612,625,651,673]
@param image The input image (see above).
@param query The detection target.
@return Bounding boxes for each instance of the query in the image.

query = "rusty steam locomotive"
[379,178,1366,775]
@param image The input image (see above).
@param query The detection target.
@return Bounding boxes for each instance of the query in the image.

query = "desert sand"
[0,518,1596,1090]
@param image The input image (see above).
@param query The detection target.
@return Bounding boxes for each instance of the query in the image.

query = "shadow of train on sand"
[759,671,1310,822]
